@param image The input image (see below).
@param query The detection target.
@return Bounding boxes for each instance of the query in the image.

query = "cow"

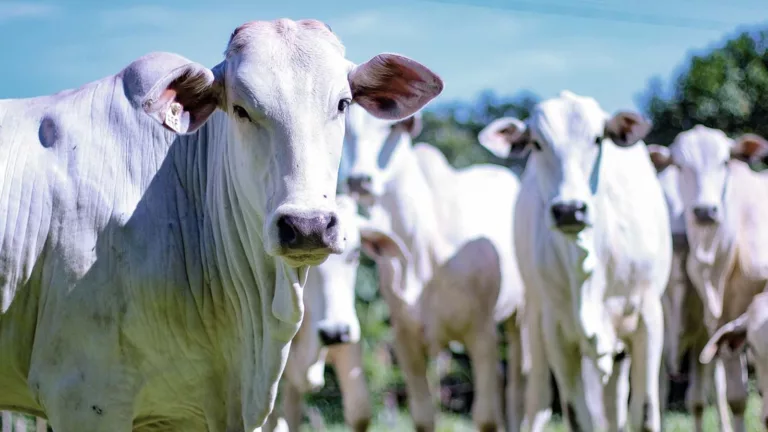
[0,18,443,432]
[647,127,768,432]
[649,144,732,431]
[342,105,527,432]
[478,90,672,432]
[700,291,768,428]
[262,194,377,432]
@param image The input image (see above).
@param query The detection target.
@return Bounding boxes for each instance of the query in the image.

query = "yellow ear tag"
[164,102,183,133]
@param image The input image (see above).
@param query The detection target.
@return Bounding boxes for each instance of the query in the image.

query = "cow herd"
[1,17,767,432]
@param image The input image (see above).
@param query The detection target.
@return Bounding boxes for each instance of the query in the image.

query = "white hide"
[480,90,671,432]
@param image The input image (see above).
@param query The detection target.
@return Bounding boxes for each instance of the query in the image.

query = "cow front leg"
[524,306,553,432]
[502,316,525,432]
[392,327,435,432]
[628,295,664,432]
[543,321,593,432]
[330,342,372,432]
[724,352,748,432]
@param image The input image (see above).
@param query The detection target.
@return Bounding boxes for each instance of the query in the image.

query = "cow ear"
[604,111,652,147]
[142,61,223,134]
[477,117,528,159]
[699,314,749,364]
[349,53,443,121]
[358,223,410,263]
[396,112,423,138]
[731,133,768,162]
[647,144,674,172]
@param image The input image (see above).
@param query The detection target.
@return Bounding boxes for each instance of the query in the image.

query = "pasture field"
[299,394,766,432]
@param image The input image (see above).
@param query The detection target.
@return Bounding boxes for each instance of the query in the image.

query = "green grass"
[301,394,766,431]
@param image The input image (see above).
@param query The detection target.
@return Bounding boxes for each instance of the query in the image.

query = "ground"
[302,395,766,432]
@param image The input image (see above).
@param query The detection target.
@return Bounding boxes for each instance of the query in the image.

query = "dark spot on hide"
[38,116,59,148]
[642,400,650,426]
[92,405,103,415]
[613,349,627,363]
[566,403,581,432]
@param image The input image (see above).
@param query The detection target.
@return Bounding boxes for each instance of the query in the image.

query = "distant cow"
[648,127,768,432]
[343,106,528,432]
[700,291,768,428]
[479,90,672,432]
[264,196,376,432]
[0,18,442,432]
[649,144,732,431]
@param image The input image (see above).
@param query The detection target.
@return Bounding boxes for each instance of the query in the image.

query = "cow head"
[141,19,443,269]
[478,90,651,236]
[700,292,768,427]
[647,126,768,227]
[283,195,364,392]
[342,104,424,206]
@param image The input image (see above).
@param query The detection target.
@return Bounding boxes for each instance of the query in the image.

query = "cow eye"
[338,98,352,113]
[233,105,251,121]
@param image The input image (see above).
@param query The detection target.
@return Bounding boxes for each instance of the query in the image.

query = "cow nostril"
[277,216,297,245]
[326,214,338,231]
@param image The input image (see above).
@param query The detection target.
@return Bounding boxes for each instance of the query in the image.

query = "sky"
[1,0,767,114]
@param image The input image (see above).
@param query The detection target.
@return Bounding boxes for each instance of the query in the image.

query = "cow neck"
[193,113,299,430]
[383,149,453,293]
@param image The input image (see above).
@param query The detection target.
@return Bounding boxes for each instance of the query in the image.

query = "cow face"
[342,105,423,206]
[478,90,651,236]
[141,18,443,269]
[648,126,768,227]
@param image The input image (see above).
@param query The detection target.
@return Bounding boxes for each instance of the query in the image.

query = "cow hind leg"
[724,352,748,432]
[602,353,630,432]
[391,328,435,432]
[628,296,664,432]
[465,323,504,432]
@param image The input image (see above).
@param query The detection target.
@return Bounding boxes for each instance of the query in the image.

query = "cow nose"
[277,211,339,253]
[550,201,588,232]
[692,205,718,224]
[318,323,351,346]
[347,175,372,194]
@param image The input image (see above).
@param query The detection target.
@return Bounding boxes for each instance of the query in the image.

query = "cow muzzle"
[692,205,719,225]
[317,322,352,346]
[550,200,589,234]
[270,208,344,266]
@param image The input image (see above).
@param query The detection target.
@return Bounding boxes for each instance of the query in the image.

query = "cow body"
[343,106,527,432]
[480,91,672,432]
[648,127,768,432]
[0,19,443,432]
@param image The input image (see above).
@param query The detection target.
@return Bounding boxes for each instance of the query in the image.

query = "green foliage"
[638,29,768,148]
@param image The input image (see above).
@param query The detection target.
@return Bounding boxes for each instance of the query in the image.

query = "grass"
[301,394,766,431]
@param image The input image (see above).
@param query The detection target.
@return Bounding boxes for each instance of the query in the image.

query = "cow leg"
[724,352,748,432]
[392,327,435,432]
[602,353,630,432]
[466,323,504,432]
[543,321,592,432]
[279,381,303,432]
[502,316,524,432]
[713,358,734,432]
[686,353,712,432]
[524,306,553,432]
[628,295,664,432]
[330,342,372,432]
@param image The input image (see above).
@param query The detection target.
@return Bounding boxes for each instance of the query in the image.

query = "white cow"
[479,90,672,432]
[700,291,768,429]
[342,106,527,432]
[264,195,376,432]
[648,127,768,432]
[650,144,733,431]
[0,18,443,432]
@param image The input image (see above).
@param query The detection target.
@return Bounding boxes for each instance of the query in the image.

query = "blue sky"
[1,0,767,114]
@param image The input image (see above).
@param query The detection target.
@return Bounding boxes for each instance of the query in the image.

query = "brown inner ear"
[741,138,763,159]
[352,56,425,106]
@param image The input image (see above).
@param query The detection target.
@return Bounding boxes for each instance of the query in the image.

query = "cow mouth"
[555,223,589,235]
[281,250,334,267]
